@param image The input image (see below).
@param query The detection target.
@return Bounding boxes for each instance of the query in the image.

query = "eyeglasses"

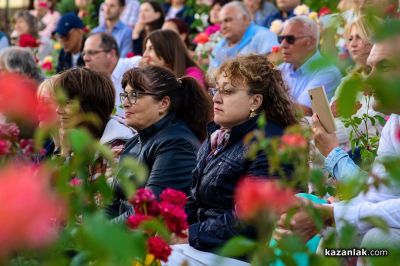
[278,35,311,45]
[82,50,110,57]
[209,87,237,97]
[120,91,158,105]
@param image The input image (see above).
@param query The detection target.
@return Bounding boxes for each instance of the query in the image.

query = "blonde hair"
[344,15,381,44]
[37,75,58,99]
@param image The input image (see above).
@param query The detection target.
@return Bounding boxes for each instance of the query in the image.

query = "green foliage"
[219,236,257,258]
[303,0,339,12]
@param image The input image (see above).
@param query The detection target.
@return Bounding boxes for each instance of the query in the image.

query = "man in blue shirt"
[92,0,132,58]
[262,0,300,28]
[278,16,342,115]
[209,1,278,72]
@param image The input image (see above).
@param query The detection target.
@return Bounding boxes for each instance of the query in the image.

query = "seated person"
[91,0,132,58]
[278,16,342,115]
[107,66,212,220]
[262,0,300,28]
[278,36,400,262]
[142,30,207,88]
[209,1,278,72]
[53,68,134,159]
[186,54,297,253]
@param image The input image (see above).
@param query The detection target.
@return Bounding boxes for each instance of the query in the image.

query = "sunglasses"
[278,35,311,45]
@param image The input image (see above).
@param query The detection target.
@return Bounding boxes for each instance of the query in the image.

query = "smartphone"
[308,87,336,133]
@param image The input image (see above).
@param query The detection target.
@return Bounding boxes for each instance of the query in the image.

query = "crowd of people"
[1,0,400,265]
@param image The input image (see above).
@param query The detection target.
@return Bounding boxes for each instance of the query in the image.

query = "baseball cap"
[54,12,84,37]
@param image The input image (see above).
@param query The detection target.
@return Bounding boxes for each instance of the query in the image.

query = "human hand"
[312,113,339,157]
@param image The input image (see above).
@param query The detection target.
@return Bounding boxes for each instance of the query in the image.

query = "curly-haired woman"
[184,54,297,253]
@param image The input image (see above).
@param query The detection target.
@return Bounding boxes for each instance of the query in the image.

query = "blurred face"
[280,22,316,69]
[171,0,185,6]
[276,0,300,12]
[244,0,261,13]
[359,0,396,15]
[209,4,222,24]
[83,35,114,73]
[58,29,83,53]
[56,100,80,130]
[212,74,261,129]
[122,85,166,130]
[14,17,30,35]
[367,39,400,114]
[219,6,250,45]
[104,0,124,21]
[37,87,57,127]
[34,0,49,17]
[162,22,187,43]
[346,25,372,66]
[143,40,166,67]
[139,2,161,24]
[75,0,91,9]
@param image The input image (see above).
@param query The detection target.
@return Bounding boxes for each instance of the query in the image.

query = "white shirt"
[111,56,141,117]
[331,114,400,235]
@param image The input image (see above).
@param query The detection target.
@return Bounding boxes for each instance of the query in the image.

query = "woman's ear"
[158,96,171,115]
[249,94,263,112]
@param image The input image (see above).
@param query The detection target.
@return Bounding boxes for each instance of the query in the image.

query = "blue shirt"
[279,51,342,107]
[92,21,133,58]
[210,23,278,70]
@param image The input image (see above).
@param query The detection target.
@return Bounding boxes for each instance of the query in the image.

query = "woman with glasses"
[115,66,212,206]
[180,54,297,255]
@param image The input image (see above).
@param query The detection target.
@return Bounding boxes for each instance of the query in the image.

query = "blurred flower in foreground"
[235,177,296,220]
[147,236,172,262]
[281,133,308,149]
[0,163,65,258]
[0,73,55,123]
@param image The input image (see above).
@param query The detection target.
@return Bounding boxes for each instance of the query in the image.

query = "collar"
[206,115,259,146]
[220,23,259,52]
[100,21,124,31]
[290,50,321,75]
[99,116,135,144]
[137,112,176,139]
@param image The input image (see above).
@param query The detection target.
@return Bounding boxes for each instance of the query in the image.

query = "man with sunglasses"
[54,13,86,73]
[278,16,342,115]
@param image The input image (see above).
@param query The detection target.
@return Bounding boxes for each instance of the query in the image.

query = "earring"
[249,108,256,118]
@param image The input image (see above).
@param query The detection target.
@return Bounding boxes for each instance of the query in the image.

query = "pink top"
[185,66,206,89]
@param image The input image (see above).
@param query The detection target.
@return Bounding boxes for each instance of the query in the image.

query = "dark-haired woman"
[119,66,212,198]
[186,54,297,252]
[132,1,164,55]
[54,68,134,160]
[143,29,206,88]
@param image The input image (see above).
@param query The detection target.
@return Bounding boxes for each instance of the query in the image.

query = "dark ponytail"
[121,66,213,141]
[173,77,212,141]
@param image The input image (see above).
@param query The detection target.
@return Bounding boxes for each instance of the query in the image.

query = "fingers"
[273,228,293,241]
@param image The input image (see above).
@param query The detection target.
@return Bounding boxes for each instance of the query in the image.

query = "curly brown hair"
[215,54,297,128]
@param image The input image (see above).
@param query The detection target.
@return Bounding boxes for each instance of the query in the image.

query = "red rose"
[281,133,307,149]
[69,177,83,187]
[126,214,152,229]
[18,34,39,48]
[235,177,296,220]
[193,32,209,44]
[0,123,20,141]
[19,139,34,156]
[130,188,160,215]
[0,73,43,122]
[0,140,11,155]
[147,236,172,262]
[318,7,331,17]
[160,188,187,207]
[271,46,281,53]
[159,202,188,237]
[41,61,53,72]
[126,52,135,58]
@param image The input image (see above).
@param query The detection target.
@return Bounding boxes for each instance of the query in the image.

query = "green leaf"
[337,74,363,118]
[219,236,256,258]
[338,223,357,248]
[276,235,307,253]
[361,216,389,234]
[116,157,148,199]
[69,129,93,154]
[374,115,386,126]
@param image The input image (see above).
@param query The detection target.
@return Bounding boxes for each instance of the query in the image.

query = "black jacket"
[121,112,201,197]
[56,46,85,73]
[186,116,288,252]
